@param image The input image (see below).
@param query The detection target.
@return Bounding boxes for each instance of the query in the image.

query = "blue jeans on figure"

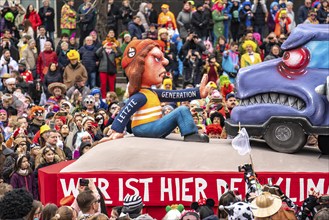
[88,72,96,89]
[132,106,198,138]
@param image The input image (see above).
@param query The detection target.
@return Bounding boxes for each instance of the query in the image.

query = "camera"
[79,178,89,186]
[318,195,329,204]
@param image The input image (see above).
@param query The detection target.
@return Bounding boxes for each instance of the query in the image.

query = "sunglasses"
[85,100,94,104]
[44,147,55,153]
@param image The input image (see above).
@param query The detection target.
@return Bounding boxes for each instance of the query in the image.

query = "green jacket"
[212,10,225,38]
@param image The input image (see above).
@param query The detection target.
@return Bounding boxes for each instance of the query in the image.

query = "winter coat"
[2,155,15,184]
[39,6,55,32]
[180,39,206,59]
[57,50,70,73]
[43,69,63,97]
[212,10,225,38]
[107,3,120,30]
[96,47,122,74]
[24,11,42,31]
[158,11,177,29]
[252,1,267,26]
[78,8,96,32]
[222,50,239,74]
[119,6,133,26]
[128,21,145,39]
[297,5,311,24]
[36,50,58,81]
[239,7,253,35]
[66,85,90,100]
[136,2,149,31]
[176,10,193,39]
[79,45,98,73]
[34,161,57,179]
[264,53,280,61]
[317,6,329,24]
[0,45,19,63]
[287,10,296,31]
[274,13,291,36]
[10,171,38,199]
[0,56,18,77]
[63,62,88,89]
[191,10,208,38]
[60,4,77,29]
[22,47,38,70]
[183,57,203,86]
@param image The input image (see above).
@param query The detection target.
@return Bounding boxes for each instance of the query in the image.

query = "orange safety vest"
[131,89,162,128]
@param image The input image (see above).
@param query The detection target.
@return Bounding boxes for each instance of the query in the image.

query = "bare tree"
[94,0,109,40]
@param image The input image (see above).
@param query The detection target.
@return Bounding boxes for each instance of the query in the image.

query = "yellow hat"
[207,81,218,89]
[161,4,169,9]
[163,78,172,90]
[40,124,51,135]
[67,50,80,61]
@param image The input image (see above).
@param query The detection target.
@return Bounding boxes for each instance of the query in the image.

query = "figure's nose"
[162,57,169,66]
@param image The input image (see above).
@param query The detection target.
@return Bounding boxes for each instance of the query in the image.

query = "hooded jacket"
[136,2,149,31]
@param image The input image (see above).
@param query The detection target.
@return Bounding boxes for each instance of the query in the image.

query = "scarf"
[85,44,95,51]
[17,168,29,176]
[32,118,44,126]
[71,62,79,69]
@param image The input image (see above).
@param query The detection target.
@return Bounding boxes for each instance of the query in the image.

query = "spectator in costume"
[240,40,261,68]
[60,0,77,36]
[158,4,177,29]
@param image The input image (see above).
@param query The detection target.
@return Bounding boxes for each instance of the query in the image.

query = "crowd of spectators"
[0,0,328,219]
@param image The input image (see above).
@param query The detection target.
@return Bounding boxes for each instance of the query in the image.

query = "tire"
[318,135,329,155]
[264,122,306,153]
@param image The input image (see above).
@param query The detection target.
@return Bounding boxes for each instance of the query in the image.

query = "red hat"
[121,39,159,69]
[106,42,114,47]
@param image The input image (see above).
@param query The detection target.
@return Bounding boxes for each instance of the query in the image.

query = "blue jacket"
[128,21,145,39]
[79,45,98,73]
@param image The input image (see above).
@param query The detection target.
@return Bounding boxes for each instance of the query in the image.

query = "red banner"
[38,162,329,219]
[57,172,329,206]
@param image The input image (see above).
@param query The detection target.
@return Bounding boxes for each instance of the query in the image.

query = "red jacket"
[24,11,42,31]
[21,70,34,83]
[36,50,58,81]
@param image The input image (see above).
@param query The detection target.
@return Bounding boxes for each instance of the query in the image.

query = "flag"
[232,128,251,155]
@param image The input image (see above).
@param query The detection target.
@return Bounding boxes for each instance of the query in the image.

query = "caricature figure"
[107,39,209,142]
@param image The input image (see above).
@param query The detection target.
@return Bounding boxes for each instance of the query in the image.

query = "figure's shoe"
[184,133,209,143]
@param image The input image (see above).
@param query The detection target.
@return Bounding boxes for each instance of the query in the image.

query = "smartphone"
[79,179,89,186]
[195,107,203,113]
[49,121,55,130]
[212,98,222,102]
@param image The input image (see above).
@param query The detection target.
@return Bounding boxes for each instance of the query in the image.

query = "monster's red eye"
[282,47,310,70]
[277,47,311,79]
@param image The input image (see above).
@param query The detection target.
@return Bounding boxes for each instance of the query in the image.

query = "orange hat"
[60,195,75,206]
[161,4,169,9]
[121,39,159,69]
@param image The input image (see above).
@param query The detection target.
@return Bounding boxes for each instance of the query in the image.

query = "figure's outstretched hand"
[97,130,124,144]
[199,74,209,98]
